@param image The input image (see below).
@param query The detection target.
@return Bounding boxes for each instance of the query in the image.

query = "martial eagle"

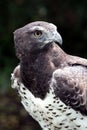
[11,21,87,130]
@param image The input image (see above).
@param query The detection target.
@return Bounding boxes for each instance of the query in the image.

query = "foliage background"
[0,0,87,130]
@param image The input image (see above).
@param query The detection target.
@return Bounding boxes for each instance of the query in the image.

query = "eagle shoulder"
[52,65,87,115]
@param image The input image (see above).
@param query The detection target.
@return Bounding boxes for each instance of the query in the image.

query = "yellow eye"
[34,30,42,37]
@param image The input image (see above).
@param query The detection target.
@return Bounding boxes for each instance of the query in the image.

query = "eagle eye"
[34,30,42,37]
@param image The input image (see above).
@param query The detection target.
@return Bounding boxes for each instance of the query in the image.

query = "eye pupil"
[36,31,40,35]
[34,30,42,37]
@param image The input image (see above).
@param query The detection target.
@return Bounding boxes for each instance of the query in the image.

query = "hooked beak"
[53,31,63,45]
[44,31,63,45]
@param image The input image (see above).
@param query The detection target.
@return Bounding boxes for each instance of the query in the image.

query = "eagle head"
[14,21,62,59]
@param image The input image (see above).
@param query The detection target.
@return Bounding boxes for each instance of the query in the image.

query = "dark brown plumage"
[14,21,62,99]
[12,21,87,130]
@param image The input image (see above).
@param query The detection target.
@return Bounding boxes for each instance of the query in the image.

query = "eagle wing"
[52,61,87,115]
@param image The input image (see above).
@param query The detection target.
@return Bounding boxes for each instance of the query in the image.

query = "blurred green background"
[0,0,87,130]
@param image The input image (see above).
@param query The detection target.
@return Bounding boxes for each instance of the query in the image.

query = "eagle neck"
[20,47,54,99]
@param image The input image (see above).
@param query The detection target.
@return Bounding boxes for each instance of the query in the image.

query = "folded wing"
[52,64,87,115]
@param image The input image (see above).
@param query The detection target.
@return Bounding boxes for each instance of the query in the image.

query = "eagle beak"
[44,32,63,45]
[54,32,63,45]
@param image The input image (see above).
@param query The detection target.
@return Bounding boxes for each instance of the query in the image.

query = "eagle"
[11,21,87,130]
